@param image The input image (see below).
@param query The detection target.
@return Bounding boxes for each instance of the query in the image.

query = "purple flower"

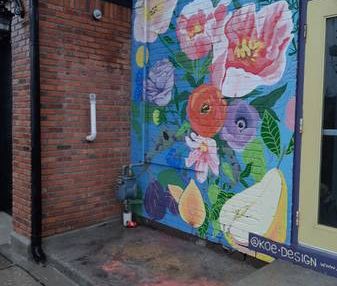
[146,59,174,106]
[220,100,259,150]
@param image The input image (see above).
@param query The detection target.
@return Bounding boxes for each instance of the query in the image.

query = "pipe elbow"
[86,132,97,142]
[86,93,97,142]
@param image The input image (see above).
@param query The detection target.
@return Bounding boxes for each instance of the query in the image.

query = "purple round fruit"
[144,180,166,220]
[164,191,179,216]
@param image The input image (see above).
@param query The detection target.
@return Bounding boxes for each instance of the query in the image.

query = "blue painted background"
[131,0,299,260]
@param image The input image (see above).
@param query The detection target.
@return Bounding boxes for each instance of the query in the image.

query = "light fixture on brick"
[0,0,24,32]
[92,8,102,21]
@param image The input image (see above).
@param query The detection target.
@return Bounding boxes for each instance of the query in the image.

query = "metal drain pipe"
[30,0,45,264]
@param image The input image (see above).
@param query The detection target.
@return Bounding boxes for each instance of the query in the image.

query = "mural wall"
[131,0,299,260]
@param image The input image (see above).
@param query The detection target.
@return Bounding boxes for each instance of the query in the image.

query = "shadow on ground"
[45,220,263,286]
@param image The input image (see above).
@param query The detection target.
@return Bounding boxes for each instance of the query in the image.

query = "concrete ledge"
[10,231,31,260]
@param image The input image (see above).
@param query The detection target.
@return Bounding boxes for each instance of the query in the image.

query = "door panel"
[299,0,337,253]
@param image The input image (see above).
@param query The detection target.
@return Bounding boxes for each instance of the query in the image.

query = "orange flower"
[187,84,227,137]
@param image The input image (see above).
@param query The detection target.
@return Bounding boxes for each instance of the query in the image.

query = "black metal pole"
[30,0,45,264]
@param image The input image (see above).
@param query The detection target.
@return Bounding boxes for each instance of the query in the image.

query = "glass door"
[299,0,337,253]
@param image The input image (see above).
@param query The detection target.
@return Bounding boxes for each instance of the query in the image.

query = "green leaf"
[157,169,184,188]
[184,73,197,88]
[261,110,281,158]
[211,0,221,7]
[222,163,235,183]
[144,103,165,123]
[168,56,180,69]
[232,0,242,9]
[175,121,191,138]
[177,91,190,102]
[175,52,194,73]
[240,178,249,188]
[131,103,142,141]
[209,192,235,221]
[200,52,213,76]
[169,23,176,30]
[242,139,267,182]
[163,35,175,44]
[131,103,139,119]
[212,220,221,237]
[241,89,263,99]
[198,204,210,239]
[173,86,179,111]
[174,89,190,112]
[208,184,221,204]
[250,84,287,118]
[267,108,280,121]
[240,162,253,180]
[196,76,205,87]
[180,102,188,121]
[286,134,295,155]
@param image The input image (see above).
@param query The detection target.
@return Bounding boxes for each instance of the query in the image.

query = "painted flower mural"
[212,1,293,98]
[146,59,175,106]
[134,0,178,43]
[219,168,287,247]
[286,97,296,131]
[176,0,230,60]
[187,84,227,137]
[168,179,206,228]
[220,100,259,150]
[185,133,220,183]
[144,180,167,220]
[132,0,299,262]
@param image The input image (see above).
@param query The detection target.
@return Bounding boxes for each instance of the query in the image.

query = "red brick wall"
[39,0,131,236]
[12,0,32,237]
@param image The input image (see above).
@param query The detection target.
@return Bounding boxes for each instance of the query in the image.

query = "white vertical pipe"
[86,93,97,142]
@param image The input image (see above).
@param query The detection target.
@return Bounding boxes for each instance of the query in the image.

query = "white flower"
[134,0,178,43]
[185,133,220,183]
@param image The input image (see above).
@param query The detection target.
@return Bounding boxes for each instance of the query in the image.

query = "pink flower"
[185,133,220,183]
[134,0,178,43]
[211,1,293,97]
[176,0,230,60]
[286,97,296,131]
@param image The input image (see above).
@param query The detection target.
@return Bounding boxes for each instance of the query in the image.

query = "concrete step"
[234,260,337,286]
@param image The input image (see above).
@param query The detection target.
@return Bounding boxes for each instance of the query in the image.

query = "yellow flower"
[168,179,206,228]
[136,46,149,68]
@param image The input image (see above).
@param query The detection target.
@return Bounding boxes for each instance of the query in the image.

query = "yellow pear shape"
[168,185,183,203]
[219,168,287,248]
[257,176,287,264]
[178,179,206,228]
[264,170,287,243]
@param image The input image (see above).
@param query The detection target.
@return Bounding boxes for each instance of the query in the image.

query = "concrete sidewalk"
[43,220,337,286]
[0,246,78,286]
[44,220,263,286]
